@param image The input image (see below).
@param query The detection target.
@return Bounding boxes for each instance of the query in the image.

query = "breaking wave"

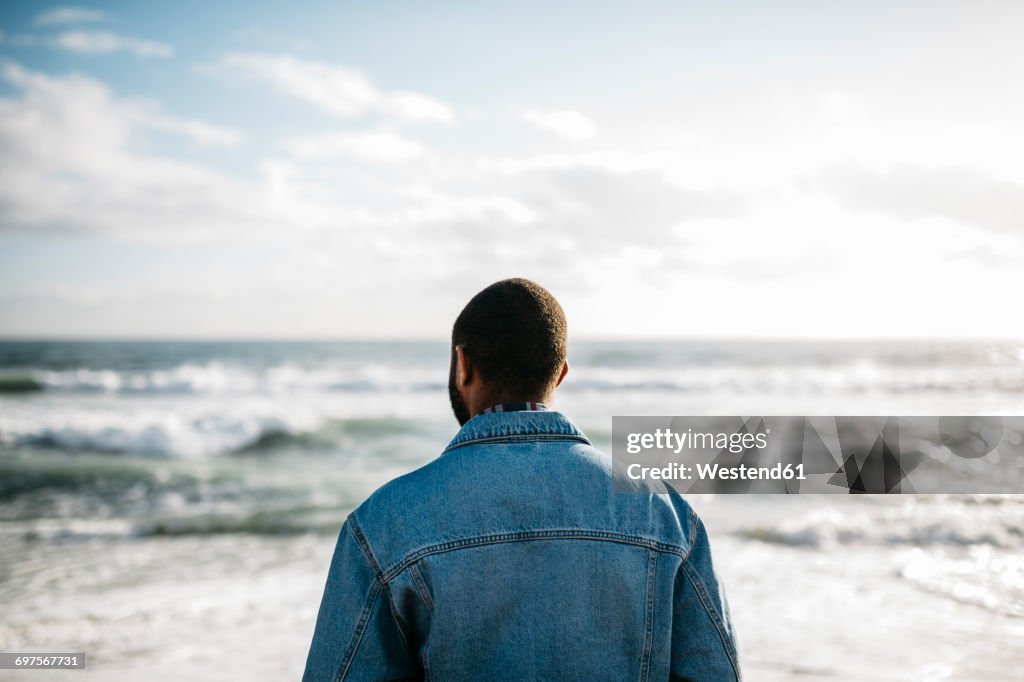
[1,412,431,458]
[736,496,1024,550]
[4,359,1024,396]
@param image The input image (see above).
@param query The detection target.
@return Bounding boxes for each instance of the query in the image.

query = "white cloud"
[4,6,1024,339]
[482,150,679,177]
[144,112,243,146]
[1,61,239,147]
[35,6,108,26]
[811,162,1024,235]
[0,61,420,250]
[219,52,453,123]
[395,187,538,226]
[53,30,173,58]
[0,62,254,236]
[524,109,596,140]
[283,130,424,163]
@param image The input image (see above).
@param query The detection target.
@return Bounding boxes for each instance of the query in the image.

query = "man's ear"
[554,360,569,388]
[455,345,474,386]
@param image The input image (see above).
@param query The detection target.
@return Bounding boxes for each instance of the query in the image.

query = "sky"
[0,1,1022,339]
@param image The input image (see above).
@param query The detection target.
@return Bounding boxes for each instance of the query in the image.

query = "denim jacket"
[304,410,740,681]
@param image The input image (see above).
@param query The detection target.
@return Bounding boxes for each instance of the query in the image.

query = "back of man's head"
[452,278,567,400]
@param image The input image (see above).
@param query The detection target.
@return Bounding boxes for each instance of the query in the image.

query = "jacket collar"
[443,410,591,453]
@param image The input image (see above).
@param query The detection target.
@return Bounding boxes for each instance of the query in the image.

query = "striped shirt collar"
[480,401,549,414]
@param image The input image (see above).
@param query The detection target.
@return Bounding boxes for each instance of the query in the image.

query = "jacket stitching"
[333,578,383,682]
[404,565,433,682]
[380,530,688,583]
[681,562,741,681]
[408,562,434,610]
[382,580,415,657]
[639,549,657,682]
[349,517,384,578]
[348,518,418,674]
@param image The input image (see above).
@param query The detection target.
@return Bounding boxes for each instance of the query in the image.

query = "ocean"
[1,339,1022,680]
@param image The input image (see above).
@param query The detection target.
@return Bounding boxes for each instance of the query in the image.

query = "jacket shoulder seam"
[348,516,384,580]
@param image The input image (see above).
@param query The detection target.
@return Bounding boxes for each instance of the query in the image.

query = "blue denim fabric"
[304,411,740,681]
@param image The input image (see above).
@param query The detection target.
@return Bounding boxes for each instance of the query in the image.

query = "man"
[304,278,740,681]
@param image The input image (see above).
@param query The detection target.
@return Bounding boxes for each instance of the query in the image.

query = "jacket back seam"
[379,530,688,584]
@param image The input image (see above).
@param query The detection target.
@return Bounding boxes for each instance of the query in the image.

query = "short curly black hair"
[452,278,567,399]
